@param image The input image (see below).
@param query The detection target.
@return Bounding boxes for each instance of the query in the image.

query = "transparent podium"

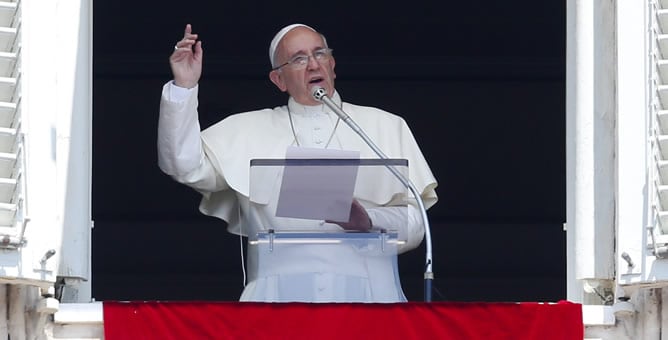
[241,158,410,302]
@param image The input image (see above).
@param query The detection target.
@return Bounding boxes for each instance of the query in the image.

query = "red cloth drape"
[103,301,583,340]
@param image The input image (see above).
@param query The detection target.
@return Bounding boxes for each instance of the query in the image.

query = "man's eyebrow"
[288,46,325,58]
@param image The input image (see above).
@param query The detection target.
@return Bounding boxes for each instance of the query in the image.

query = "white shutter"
[653,0,668,240]
[0,0,25,246]
[656,1,666,235]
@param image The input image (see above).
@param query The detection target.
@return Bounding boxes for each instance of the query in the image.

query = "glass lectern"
[241,158,410,302]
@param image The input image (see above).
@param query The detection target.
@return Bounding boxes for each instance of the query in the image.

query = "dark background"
[92,1,566,302]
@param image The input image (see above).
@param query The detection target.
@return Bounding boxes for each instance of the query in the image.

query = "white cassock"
[157,82,438,302]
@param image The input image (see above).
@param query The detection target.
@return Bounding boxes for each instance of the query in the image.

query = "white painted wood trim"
[53,302,103,324]
[582,305,616,326]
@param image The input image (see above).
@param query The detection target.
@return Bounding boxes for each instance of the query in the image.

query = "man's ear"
[269,70,287,92]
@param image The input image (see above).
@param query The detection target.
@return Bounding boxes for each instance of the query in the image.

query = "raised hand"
[170,24,203,89]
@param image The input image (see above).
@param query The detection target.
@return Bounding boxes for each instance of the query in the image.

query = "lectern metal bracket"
[268,229,275,252]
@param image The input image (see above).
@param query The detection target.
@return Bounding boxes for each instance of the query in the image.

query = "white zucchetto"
[269,23,316,68]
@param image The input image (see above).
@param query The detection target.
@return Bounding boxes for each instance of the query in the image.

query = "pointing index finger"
[183,24,198,41]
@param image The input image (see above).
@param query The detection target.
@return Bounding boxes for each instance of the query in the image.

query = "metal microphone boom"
[311,86,435,302]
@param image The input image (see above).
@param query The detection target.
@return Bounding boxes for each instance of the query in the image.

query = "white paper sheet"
[275,146,360,222]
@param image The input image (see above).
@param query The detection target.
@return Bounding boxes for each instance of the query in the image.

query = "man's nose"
[306,55,320,70]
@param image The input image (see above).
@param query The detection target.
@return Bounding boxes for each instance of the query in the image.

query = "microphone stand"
[312,87,434,302]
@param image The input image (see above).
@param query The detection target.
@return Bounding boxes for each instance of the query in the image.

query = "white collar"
[287,91,342,116]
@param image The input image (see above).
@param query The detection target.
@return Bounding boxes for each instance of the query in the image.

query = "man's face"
[269,27,336,105]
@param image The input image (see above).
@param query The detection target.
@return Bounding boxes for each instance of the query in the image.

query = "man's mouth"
[309,77,324,84]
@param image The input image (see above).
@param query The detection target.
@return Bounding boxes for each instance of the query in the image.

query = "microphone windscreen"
[312,86,327,101]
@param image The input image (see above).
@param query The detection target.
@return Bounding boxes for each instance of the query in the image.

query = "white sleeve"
[157,81,228,192]
[166,81,194,103]
[366,203,425,254]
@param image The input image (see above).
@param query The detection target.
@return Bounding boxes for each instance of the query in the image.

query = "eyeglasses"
[272,48,333,71]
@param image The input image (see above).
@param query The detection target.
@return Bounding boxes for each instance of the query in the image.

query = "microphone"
[312,87,369,139]
[311,86,435,302]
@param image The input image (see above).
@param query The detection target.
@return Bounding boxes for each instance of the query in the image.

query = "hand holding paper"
[326,199,372,231]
